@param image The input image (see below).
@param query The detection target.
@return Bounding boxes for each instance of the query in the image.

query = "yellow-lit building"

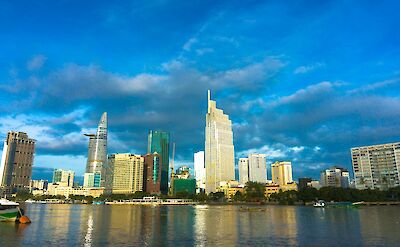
[271,161,293,186]
[109,153,144,194]
[265,184,280,198]
[217,180,244,200]
[47,183,104,198]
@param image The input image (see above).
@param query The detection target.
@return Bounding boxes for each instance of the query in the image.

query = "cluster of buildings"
[1,90,400,200]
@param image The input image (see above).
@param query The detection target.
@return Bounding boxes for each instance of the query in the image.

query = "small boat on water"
[313,200,325,207]
[0,198,20,222]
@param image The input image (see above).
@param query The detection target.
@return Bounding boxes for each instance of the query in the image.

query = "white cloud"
[183,38,198,51]
[294,62,324,74]
[27,55,46,71]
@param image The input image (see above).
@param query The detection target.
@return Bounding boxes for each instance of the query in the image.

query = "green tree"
[245,181,265,202]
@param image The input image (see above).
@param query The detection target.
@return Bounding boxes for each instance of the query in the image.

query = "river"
[1,204,399,246]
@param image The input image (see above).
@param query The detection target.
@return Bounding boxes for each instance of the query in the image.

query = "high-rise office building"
[83,172,101,188]
[271,161,293,186]
[238,158,249,184]
[248,154,267,183]
[205,90,235,193]
[320,167,350,188]
[143,153,162,194]
[108,154,144,194]
[239,154,267,184]
[85,112,107,186]
[0,131,35,194]
[351,142,400,190]
[147,130,170,194]
[194,151,206,192]
[53,169,75,187]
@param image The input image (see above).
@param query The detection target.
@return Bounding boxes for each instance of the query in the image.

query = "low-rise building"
[320,167,350,188]
[47,183,104,198]
[217,180,245,200]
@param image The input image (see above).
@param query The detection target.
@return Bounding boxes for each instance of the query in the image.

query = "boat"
[25,199,35,203]
[313,200,325,207]
[0,198,20,222]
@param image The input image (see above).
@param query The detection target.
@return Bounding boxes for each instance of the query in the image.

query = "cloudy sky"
[1,1,399,181]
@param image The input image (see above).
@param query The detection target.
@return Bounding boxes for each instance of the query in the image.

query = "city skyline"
[1,1,400,181]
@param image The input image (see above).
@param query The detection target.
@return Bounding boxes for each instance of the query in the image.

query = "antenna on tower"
[169,142,176,196]
[170,142,175,173]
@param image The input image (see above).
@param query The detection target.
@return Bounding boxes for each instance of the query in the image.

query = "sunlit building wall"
[271,161,293,186]
[85,112,108,187]
[351,142,400,190]
[205,90,235,193]
[53,169,75,187]
[248,154,267,183]
[238,158,249,184]
[194,151,205,192]
[109,154,144,194]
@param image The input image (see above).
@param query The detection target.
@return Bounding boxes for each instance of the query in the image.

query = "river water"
[0,204,399,246]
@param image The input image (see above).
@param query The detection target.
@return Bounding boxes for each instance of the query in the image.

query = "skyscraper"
[271,161,293,186]
[238,158,249,184]
[108,154,144,194]
[0,131,35,194]
[248,154,267,183]
[194,151,206,192]
[85,112,107,187]
[147,130,170,194]
[53,169,75,187]
[143,153,162,194]
[205,90,235,193]
[351,142,400,190]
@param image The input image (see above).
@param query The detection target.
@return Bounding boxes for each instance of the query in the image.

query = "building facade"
[238,158,249,184]
[298,178,312,190]
[271,161,293,186]
[85,112,108,187]
[143,153,162,194]
[248,154,267,183]
[108,154,144,194]
[147,130,170,194]
[83,172,101,188]
[351,142,400,190]
[205,90,235,193]
[320,167,350,188]
[53,169,75,187]
[30,179,48,191]
[0,131,35,194]
[194,151,205,192]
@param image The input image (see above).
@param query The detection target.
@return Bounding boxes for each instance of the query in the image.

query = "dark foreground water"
[1,204,400,247]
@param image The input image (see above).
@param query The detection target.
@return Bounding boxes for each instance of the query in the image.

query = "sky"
[1,0,400,182]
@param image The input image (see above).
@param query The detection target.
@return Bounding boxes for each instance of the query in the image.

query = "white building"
[351,142,400,190]
[205,90,235,193]
[248,154,267,183]
[194,151,206,192]
[320,167,350,188]
[238,158,249,184]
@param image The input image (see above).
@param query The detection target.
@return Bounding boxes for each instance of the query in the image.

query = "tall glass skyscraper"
[205,90,235,193]
[85,112,107,187]
[147,130,170,194]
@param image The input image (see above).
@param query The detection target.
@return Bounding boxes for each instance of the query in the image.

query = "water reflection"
[2,204,400,246]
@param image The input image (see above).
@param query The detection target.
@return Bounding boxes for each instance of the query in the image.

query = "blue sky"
[1,0,400,182]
